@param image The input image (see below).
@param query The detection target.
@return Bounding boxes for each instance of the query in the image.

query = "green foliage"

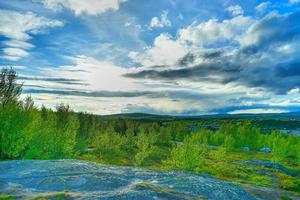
[0,69,78,159]
[30,192,67,200]
[0,68,39,159]
[0,194,14,200]
[24,105,79,159]
[93,127,123,158]
[271,133,300,165]
[210,147,227,161]
[54,104,79,157]
[154,127,172,147]
[165,133,208,171]
[0,99,40,159]
[134,132,154,166]
[277,173,300,192]
[0,67,22,107]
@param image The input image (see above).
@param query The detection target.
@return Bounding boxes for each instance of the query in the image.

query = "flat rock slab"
[0,160,257,200]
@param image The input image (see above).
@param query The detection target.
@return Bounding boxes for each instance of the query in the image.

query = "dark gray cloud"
[125,10,300,95]
[202,50,224,60]
[242,10,300,53]
[23,88,233,103]
[178,53,196,66]
[18,76,89,86]
[177,50,223,66]
[124,61,241,83]
[23,89,156,98]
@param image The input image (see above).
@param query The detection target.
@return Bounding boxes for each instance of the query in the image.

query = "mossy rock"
[31,192,69,200]
[134,182,206,200]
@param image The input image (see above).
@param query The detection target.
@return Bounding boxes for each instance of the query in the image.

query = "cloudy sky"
[1,0,300,115]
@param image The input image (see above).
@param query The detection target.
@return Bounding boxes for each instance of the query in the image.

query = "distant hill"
[97,113,176,121]
[97,111,300,121]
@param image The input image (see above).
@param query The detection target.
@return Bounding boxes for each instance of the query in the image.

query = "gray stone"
[260,147,272,153]
[243,146,250,152]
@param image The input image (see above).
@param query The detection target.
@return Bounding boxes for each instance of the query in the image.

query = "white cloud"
[41,0,127,15]
[255,2,271,14]
[3,48,29,61]
[149,10,172,29]
[288,88,300,95]
[23,55,230,115]
[238,12,294,48]
[128,33,187,66]
[3,40,34,49]
[21,53,296,115]
[289,0,300,4]
[38,55,140,91]
[7,2,299,115]
[178,15,253,47]
[0,9,63,61]
[0,9,63,41]
[226,5,244,16]
[228,108,289,114]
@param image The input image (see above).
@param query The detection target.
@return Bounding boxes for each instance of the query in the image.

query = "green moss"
[134,182,205,200]
[247,175,272,186]
[0,194,14,200]
[52,192,66,200]
[277,173,300,192]
[31,192,67,200]
[280,194,292,200]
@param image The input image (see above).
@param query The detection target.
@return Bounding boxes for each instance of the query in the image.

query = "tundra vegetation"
[0,68,300,197]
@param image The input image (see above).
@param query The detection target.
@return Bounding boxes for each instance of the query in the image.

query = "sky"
[0,0,300,115]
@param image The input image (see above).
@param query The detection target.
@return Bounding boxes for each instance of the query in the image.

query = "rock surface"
[0,160,257,200]
[260,147,272,153]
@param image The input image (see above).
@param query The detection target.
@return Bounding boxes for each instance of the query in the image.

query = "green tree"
[24,108,56,159]
[94,127,123,158]
[0,68,40,159]
[0,67,22,107]
[0,103,40,159]
[55,104,79,157]
[134,132,154,166]
[166,132,208,171]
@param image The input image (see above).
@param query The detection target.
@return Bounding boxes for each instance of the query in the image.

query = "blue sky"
[1,0,300,115]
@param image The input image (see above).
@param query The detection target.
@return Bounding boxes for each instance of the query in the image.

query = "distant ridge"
[97,111,300,121]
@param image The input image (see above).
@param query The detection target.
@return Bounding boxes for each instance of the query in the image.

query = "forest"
[1,68,300,196]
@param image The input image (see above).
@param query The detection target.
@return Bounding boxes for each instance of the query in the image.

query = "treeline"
[0,68,192,162]
[0,68,79,159]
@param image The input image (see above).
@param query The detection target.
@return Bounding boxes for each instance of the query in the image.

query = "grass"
[0,194,14,200]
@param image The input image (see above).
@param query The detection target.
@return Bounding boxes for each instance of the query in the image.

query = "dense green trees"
[134,132,155,165]
[0,68,79,159]
[93,127,123,158]
[0,68,38,158]
[0,101,40,158]
[23,105,79,159]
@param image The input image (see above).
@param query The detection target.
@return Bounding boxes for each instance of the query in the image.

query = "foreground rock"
[0,160,256,200]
